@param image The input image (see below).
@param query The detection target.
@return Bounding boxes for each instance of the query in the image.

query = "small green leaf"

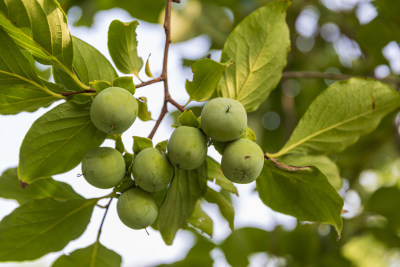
[145,54,154,78]
[206,157,238,195]
[90,81,112,92]
[115,135,125,153]
[158,163,208,245]
[156,140,168,152]
[18,101,107,183]
[108,20,143,77]
[217,0,291,112]
[52,241,122,267]
[0,198,96,261]
[113,76,136,94]
[132,136,153,154]
[186,59,231,103]
[0,0,73,69]
[280,154,342,190]
[204,187,235,231]
[178,110,199,128]
[137,97,153,121]
[242,125,256,142]
[0,168,82,204]
[188,201,213,237]
[256,159,344,234]
[269,78,400,157]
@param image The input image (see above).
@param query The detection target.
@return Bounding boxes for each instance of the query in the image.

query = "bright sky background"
[0,7,296,267]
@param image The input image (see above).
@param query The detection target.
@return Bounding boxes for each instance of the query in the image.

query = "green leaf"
[52,241,122,267]
[365,186,400,228]
[132,136,153,154]
[178,110,200,128]
[145,54,154,78]
[242,125,256,142]
[137,97,153,121]
[187,201,213,237]
[269,78,400,157]
[256,160,344,234]
[108,20,143,77]
[217,0,290,112]
[280,154,342,190]
[113,76,136,94]
[206,157,238,195]
[156,140,168,153]
[204,187,235,231]
[158,163,208,245]
[0,29,61,114]
[89,81,112,93]
[186,59,231,103]
[18,101,107,183]
[0,168,82,204]
[0,198,96,261]
[0,0,73,69]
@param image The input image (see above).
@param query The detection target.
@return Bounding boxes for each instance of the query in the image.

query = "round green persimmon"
[201,97,247,142]
[221,138,264,184]
[117,187,158,229]
[81,147,125,189]
[90,87,138,134]
[132,147,174,192]
[167,126,207,170]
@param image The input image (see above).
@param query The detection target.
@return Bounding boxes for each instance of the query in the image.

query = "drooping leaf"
[113,76,136,94]
[145,54,154,78]
[280,154,342,190]
[132,136,153,154]
[186,59,231,103]
[206,157,238,195]
[0,0,73,69]
[204,187,235,230]
[18,101,107,183]
[0,168,82,204]
[217,0,290,112]
[269,78,400,157]
[178,110,199,128]
[0,198,96,261]
[256,159,344,234]
[0,29,61,114]
[156,140,168,153]
[108,20,143,77]
[52,241,122,267]
[136,97,153,121]
[158,163,208,245]
[187,201,213,237]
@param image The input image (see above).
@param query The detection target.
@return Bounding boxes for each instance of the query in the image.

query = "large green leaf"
[0,0,73,69]
[53,36,118,92]
[0,168,82,204]
[269,78,400,157]
[18,101,107,183]
[108,20,143,77]
[217,0,290,112]
[256,159,344,234]
[187,201,213,237]
[186,59,230,103]
[204,187,235,231]
[0,29,61,114]
[0,198,96,261]
[365,186,400,228]
[52,242,122,267]
[206,157,237,195]
[158,163,208,245]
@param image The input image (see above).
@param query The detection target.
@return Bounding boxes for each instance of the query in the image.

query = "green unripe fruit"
[117,188,158,229]
[221,138,264,184]
[81,147,125,189]
[90,87,138,134]
[132,148,174,192]
[201,97,247,142]
[167,126,207,170]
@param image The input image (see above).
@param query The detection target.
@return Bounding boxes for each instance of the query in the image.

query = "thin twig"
[136,77,165,88]
[148,104,168,139]
[61,89,96,97]
[282,71,400,84]
[167,97,185,112]
[264,154,309,172]
[96,197,113,242]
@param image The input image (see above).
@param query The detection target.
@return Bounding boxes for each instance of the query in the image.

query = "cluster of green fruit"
[80,87,264,230]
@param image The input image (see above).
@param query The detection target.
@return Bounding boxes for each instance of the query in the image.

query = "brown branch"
[148,103,168,139]
[96,197,113,242]
[282,71,400,85]
[167,97,185,112]
[61,89,96,97]
[135,77,164,88]
[264,155,310,172]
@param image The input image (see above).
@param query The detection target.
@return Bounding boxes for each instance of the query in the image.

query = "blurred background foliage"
[58,0,400,266]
